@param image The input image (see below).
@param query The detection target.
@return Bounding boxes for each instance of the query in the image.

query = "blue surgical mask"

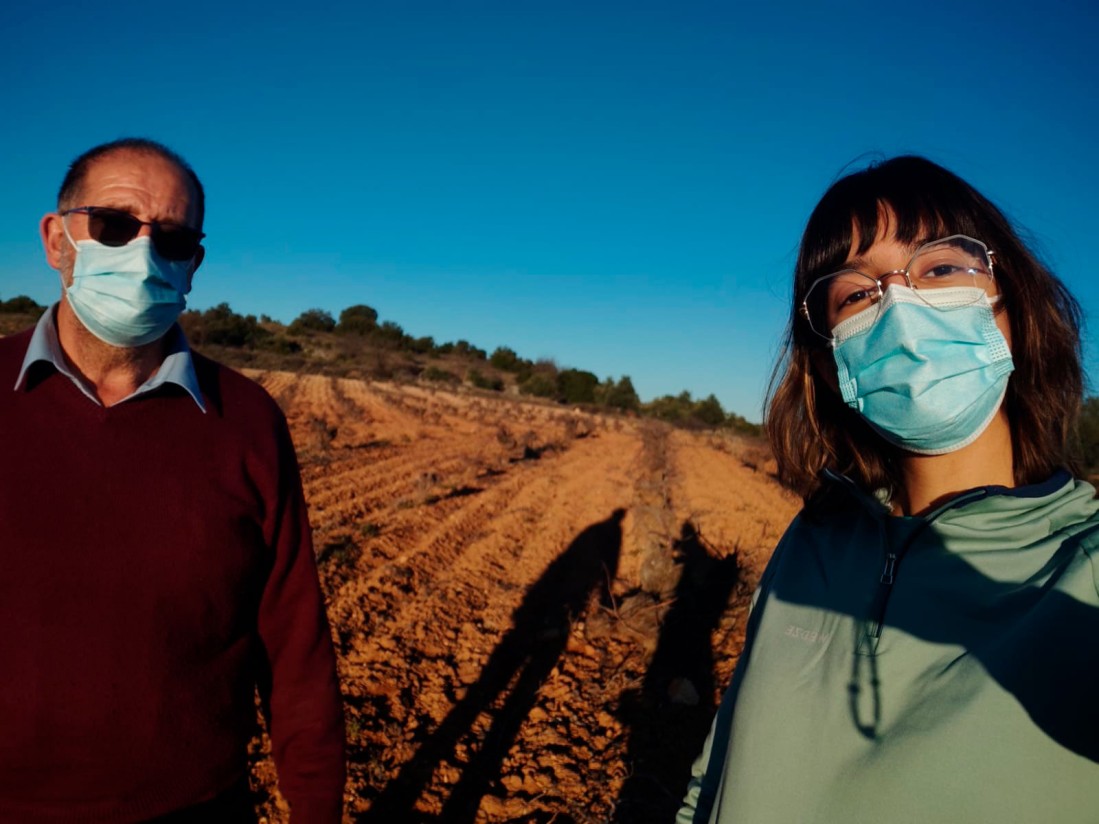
[63,229,193,348]
[831,286,1014,455]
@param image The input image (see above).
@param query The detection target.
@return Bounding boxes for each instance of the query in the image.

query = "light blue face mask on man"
[831,285,1014,455]
[63,230,193,348]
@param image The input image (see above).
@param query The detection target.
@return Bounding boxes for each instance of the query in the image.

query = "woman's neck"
[894,408,1015,516]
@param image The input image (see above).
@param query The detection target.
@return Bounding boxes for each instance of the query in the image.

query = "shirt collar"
[14,304,206,412]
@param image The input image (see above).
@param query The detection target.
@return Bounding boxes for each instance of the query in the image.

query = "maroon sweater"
[0,329,345,822]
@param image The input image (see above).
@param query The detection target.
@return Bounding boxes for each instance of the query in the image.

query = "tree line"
[7,294,1099,459]
[158,301,760,433]
[0,297,760,432]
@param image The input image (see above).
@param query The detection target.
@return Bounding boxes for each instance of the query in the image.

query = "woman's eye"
[836,288,872,309]
[923,264,966,279]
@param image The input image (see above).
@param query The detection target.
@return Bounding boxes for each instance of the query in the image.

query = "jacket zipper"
[869,553,897,639]
[864,489,989,647]
[880,552,897,585]
[865,552,898,643]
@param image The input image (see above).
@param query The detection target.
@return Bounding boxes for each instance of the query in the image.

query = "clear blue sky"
[2,0,1096,420]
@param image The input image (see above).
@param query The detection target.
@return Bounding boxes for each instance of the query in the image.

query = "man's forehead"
[83,149,188,187]
[78,149,198,217]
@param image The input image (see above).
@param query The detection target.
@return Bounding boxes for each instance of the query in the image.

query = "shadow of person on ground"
[361,508,626,823]
[614,522,740,823]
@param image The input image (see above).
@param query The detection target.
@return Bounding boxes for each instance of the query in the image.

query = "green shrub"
[519,372,557,398]
[726,412,763,438]
[256,335,302,354]
[372,320,406,347]
[337,304,378,335]
[422,366,460,384]
[557,369,598,404]
[454,340,487,360]
[490,346,523,371]
[468,368,504,391]
[600,376,640,411]
[694,394,726,426]
[0,295,46,316]
[180,303,271,348]
[288,308,336,335]
[645,394,688,423]
[409,335,436,354]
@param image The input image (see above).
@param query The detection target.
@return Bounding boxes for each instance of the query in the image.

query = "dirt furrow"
[342,428,644,821]
[303,440,494,519]
[244,373,797,824]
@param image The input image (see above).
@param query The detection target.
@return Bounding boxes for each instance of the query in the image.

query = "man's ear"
[40,213,65,271]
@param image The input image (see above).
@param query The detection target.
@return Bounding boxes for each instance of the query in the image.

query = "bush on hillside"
[644,390,763,432]
[288,308,336,335]
[519,372,557,398]
[372,320,406,347]
[694,394,726,427]
[168,298,791,441]
[409,335,436,355]
[557,369,598,404]
[468,369,504,391]
[422,366,460,384]
[645,391,689,424]
[0,295,46,317]
[337,304,379,335]
[180,303,270,348]
[599,376,641,412]
[490,346,524,372]
[453,340,487,360]
[256,335,302,355]
[727,412,763,438]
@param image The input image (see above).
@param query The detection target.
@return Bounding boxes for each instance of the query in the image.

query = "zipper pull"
[880,553,897,585]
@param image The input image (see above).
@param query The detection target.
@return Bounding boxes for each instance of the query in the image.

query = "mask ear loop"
[60,213,81,253]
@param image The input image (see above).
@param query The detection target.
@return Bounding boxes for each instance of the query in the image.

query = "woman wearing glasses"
[677,156,1099,823]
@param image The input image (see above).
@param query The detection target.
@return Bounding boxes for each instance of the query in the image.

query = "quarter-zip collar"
[820,467,1081,528]
[821,468,1095,657]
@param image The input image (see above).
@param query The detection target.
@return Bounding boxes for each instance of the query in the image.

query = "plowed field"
[245,371,800,823]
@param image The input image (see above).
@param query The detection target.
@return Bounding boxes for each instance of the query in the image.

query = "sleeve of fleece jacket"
[677,713,721,823]
[675,524,796,824]
[257,412,346,822]
[674,589,766,824]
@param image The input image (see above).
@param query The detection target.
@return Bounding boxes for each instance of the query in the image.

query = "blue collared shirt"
[14,304,206,412]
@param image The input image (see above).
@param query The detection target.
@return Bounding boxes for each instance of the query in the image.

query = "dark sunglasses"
[61,206,205,262]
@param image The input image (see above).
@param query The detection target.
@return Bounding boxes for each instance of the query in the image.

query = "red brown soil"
[244,371,800,823]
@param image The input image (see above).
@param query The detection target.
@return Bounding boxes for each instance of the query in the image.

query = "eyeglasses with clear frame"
[800,234,996,344]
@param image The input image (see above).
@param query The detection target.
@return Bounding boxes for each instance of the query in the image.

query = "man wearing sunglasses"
[0,139,345,822]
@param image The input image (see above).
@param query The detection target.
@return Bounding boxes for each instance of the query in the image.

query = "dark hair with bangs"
[766,155,1084,499]
[57,138,205,230]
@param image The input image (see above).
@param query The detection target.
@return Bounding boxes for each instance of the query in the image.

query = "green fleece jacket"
[678,470,1099,824]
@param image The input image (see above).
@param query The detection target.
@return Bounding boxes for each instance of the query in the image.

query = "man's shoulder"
[0,328,34,355]
[190,351,286,423]
[0,328,35,381]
